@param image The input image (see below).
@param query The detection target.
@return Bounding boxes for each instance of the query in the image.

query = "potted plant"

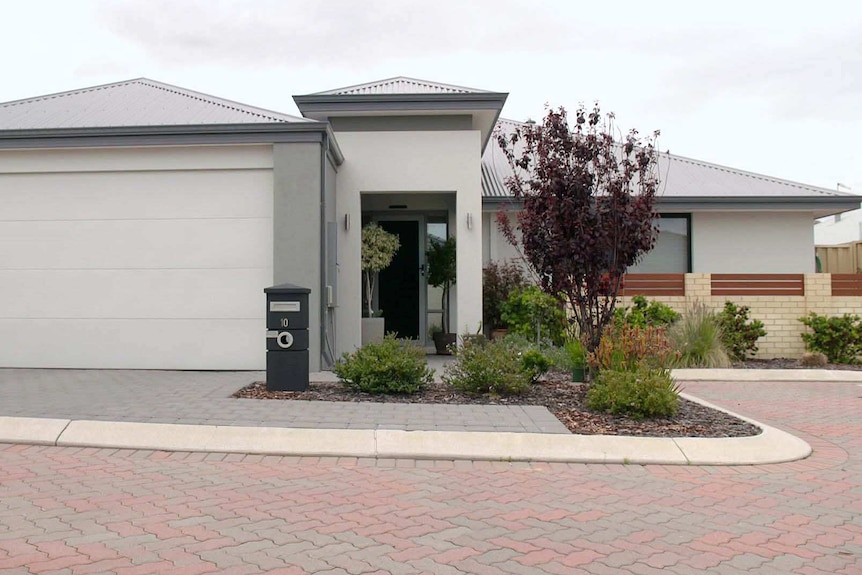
[426,236,457,354]
[361,223,400,345]
[567,339,587,382]
[482,260,527,340]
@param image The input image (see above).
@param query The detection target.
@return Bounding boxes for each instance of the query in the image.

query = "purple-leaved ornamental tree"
[496,104,661,353]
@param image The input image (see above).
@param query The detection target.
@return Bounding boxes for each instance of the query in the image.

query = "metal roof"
[312,76,490,96]
[482,118,850,201]
[0,78,312,130]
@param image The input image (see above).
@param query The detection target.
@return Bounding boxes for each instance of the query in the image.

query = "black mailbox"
[264,283,310,391]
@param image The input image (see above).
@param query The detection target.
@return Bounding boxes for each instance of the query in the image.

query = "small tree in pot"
[426,236,457,354]
[361,223,400,344]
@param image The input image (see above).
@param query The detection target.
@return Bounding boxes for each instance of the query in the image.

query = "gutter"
[481,195,860,213]
[0,122,341,150]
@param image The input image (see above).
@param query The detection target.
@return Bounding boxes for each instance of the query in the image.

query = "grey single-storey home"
[0,77,857,370]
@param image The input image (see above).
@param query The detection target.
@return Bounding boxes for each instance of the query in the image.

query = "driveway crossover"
[0,376,859,574]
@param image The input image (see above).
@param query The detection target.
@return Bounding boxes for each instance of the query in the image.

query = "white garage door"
[0,146,273,370]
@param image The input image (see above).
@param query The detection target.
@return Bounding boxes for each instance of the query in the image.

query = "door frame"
[370,213,429,344]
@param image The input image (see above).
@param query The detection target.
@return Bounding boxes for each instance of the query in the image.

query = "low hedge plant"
[586,368,680,419]
[443,339,532,396]
[334,334,433,394]
[798,312,862,364]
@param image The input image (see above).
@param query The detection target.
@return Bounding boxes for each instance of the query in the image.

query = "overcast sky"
[2,0,859,193]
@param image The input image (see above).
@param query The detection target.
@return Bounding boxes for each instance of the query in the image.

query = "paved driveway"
[0,369,565,433]
[1,379,860,574]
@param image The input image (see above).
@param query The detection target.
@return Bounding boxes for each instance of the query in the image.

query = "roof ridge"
[131,79,308,123]
[313,75,489,95]
[0,78,144,108]
[667,153,841,197]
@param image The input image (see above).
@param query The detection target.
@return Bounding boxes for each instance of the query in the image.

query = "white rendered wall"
[482,208,815,275]
[692,211,815,273]
[0,145,273,369]
[334,130,483,355]
[482,210,524,266]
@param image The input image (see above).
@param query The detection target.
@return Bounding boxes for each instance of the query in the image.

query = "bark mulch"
[234,370,761,439]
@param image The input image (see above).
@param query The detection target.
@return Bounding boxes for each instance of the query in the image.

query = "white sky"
[1,0,860,193]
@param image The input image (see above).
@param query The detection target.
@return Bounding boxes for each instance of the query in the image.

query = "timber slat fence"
[831,274,862,296]
[710,274,805,296]
[620,274,686,296]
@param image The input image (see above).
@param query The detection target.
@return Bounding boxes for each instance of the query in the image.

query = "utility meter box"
[264,283,310,391]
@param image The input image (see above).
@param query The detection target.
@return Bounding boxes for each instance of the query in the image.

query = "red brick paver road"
[1,380,860,574]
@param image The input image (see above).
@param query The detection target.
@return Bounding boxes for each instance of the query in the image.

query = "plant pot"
[571,366,586,383]
[433,332,458,355]
[490,328,508,341]
[361,317,385,346]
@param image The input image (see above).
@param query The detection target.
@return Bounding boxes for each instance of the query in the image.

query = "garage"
[0,78,345,371]
[0,145,274,369]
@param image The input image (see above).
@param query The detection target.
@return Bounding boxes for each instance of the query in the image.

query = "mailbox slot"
[266,293,309,330]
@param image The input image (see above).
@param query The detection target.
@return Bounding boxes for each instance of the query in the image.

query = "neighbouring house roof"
[311,76,490,96]
[0,78,311,130]
[482,118,858,216]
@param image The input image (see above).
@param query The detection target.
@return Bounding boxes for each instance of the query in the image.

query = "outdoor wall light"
[344,213,350,231]
[466,212,473,230]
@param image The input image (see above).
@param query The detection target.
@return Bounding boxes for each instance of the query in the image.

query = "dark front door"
[378,220,420,339]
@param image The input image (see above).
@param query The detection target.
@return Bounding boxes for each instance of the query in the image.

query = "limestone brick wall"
[617,273,862,359]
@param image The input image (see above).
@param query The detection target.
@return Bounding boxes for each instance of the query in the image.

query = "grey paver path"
[0,368,568,433]
[0,378,860,574]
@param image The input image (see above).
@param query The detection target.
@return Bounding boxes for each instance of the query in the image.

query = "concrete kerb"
[672,368,862,382]
[0,391,811,465]
[0,416,70,446]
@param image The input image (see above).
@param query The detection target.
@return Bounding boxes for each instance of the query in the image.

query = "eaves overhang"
[0,122,345,165]
[293,92,509,112]
[293,92,508,153]
[658,196,860,217]
[482,195,860,219]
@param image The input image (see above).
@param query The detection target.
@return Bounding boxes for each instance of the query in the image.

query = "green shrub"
[586,368,680,419]
[668,303,731,368]
[334,335,433,394]
[565,338,586,368]
[443,339,532,396]
[483,260,528,330]
[615,295,681,328]
[798,312,862,364]
[501,285,567,345]
[716,301,767,361]
[520,348,551,383]
[588,325,678,372]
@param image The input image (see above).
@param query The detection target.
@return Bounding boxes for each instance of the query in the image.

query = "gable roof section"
[483,118,858,216]
[296,77,507,154]
[0,78,311,130]
[312,76,489,96]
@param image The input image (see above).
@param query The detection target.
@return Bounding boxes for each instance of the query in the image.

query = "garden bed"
[234,371,760,438]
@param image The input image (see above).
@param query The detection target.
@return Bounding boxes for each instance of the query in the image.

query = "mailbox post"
[264,283,311,391]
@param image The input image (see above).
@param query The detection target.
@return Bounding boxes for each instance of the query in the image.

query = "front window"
[629,214,691,273]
